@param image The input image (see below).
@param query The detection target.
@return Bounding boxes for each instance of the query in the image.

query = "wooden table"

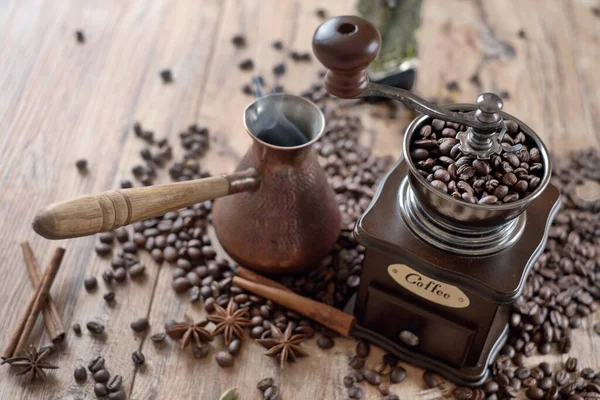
[1,0,599,399]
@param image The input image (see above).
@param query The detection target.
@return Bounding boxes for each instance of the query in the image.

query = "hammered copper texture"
[212,140,341,274]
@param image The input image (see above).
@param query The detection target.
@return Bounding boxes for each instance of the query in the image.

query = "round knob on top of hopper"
[312,15,381,99]
[475,93,503,124]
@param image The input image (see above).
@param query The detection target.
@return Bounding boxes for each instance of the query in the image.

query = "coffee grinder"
[312,16,561,385]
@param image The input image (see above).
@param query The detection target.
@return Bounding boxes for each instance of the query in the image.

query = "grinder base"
[344,294,508,386]
[351,159,561,387]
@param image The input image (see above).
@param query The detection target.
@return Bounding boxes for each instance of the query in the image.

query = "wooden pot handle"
[33,168,260,240]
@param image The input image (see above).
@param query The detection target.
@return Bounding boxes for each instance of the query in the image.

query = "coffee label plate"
[388,264,470,308]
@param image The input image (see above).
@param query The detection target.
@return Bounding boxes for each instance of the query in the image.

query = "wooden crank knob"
[312,15,381,98]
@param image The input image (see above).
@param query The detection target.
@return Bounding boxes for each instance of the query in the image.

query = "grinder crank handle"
[33,168,260,240]
[312,16,503,133]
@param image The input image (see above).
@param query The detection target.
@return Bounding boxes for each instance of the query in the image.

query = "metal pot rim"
[402,104,552,211]
[243,93,326,151]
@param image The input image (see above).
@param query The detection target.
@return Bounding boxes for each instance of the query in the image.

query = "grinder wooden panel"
[351,160,561,386]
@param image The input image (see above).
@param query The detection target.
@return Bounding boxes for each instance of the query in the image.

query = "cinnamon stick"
[21,242,65,343]
[2,247,65,359]
[232,275,355,337]
[236,266,292,292]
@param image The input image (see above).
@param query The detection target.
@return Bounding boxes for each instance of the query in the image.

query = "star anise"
[207,300,251,345]
[1,345,58,382]
[165,315,213,350]
[257,323,308,366]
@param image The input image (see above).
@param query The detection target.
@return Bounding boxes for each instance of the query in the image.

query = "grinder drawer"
[362,284,475,367]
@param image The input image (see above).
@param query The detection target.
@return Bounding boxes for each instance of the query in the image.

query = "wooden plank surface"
[0,0,598,399]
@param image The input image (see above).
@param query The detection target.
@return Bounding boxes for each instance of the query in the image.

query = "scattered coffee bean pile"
[343,340,404,399]
[80,41,600,399]
[410,118,544,205]
[453,149,600,400]
[257,377,281,400]
[74,355,127,400]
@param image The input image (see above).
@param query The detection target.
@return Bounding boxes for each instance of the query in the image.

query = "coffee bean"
[390,366,407,384]
[317,335,334,349]
[539,377,553,390]
[558,335,572,353]
[130,318,149,332]
[160,69,173,84]
[88,356,105,373]
[239,59,254,71]
[102,269,114,283]
[399,330,419,346]
[555,370,570,386]
[114,267,127,282]
[423,370,441,388]
[272,63,286,76]
[173,277,192,293]
[352,341,369,358]
[566,357,578,372]
[87,321,105,334]
[539,362,552,377]
[105,374,122,392]
[343,375,356,389]
[193,343,211,359]
[103,291,115,302]
[430,180,448,193]
[84,276,98,291]
[257,377,274,391]
[108,390,126,400]
[74,364,87,382]
[454,387,473,400]
[75,158,88,171]
[72,323,82,336]
[216,351,233,367]
[484,380,499,394]
[526,386,545,399]
[95,243,111,257]
[545,386,559,400]
[473,160,489,176]
[349,355,365,369]
[94,383,108,397]
[363,369,381,386]
[116,228,130,243]
[559,382,577,397]
[348,387,363,399]
[132,350,145,365]
[227,339,241,356]
[93,369,110,382]
[129,263,146,277]
[264,385,281,400]
[581,368,595,380]
[479,195,498,204]
[151,332,166,342]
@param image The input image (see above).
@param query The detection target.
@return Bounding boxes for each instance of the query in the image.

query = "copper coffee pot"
[33,94,341,273]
